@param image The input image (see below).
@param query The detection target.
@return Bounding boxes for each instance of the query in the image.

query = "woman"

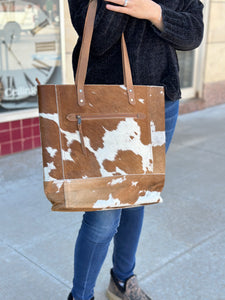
[67,0,204,299]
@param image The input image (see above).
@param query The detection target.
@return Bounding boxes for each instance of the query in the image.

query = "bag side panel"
[38,85,65,206]
[147,86,166,174]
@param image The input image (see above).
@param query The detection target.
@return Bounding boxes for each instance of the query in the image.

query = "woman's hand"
[104,0,164,31]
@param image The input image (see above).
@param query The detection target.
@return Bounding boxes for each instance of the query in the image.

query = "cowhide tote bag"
[37,0,166,211]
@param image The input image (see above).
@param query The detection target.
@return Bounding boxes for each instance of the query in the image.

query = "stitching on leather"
[55,85,66,205]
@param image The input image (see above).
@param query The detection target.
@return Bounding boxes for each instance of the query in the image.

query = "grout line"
[172,141,225,157]
[0,217,82,253]
[1,241,71,289]
[188,145,225,157]
[140,228,225,283]
[0,135,41,146]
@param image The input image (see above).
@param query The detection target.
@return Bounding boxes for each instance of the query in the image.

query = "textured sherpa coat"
[68,0,204,101]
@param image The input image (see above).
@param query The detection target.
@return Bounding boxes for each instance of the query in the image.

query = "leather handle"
[75,0,135,106]
[121,34,135,105]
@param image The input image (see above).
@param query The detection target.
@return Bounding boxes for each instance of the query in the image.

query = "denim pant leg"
[165,99,179,153]
[112,206,145,281]
[112,99,179,281]
[72,209,122,300]
[72,99,179,299]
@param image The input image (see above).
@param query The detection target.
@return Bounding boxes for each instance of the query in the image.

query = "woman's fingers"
[105,6,128,14]
[105,0,139,16]
[105,0,129,14]
[105,0,163,31]
[106,0,127,6]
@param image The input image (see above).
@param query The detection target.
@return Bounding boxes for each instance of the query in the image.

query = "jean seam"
[81,243,97,300]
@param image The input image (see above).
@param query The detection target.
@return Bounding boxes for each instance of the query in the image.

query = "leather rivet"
[80,99,84,103]
[79,89,83,93]
[131,98,134,102]
[129,89,132,92]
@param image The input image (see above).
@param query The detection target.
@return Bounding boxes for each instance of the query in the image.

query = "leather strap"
[75,0,135,106]
[75,0,97,106]
[121,34,135,105]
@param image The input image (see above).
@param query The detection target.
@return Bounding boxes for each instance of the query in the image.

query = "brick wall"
[0,118,41,156]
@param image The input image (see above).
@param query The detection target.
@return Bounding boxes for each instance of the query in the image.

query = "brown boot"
[106,269,152,300]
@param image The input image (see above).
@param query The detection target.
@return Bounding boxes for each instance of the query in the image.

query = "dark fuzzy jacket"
[68,0,204,101]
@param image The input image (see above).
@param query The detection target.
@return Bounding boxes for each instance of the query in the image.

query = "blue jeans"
[71,100,179,300]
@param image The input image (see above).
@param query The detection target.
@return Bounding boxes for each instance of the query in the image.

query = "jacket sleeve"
[153,0,204,51]
[68,0,129,56]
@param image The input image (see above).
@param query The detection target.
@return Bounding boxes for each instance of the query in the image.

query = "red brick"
[12,141,22,153]
[11,120,21,129]
[0,131,11,143]
[22,119,32,127]
[32,117,40,125]
[1,142,12,156]
[32,125,40,136]
[34,136,41,147]
[0,122,10,131]
[12,129,22,140]
[23,138,33,150]
[22,127,32,138]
